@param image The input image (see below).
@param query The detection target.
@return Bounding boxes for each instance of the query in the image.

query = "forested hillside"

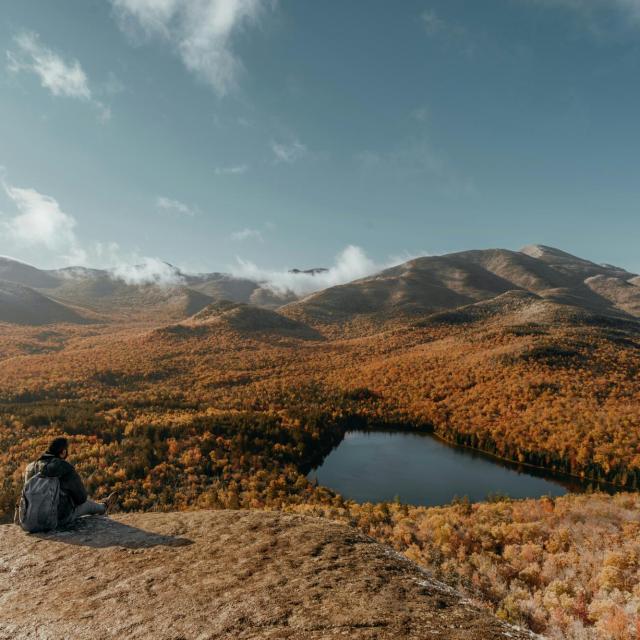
[1,246,639,638]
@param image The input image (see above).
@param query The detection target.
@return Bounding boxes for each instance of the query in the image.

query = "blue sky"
[1,0,639,281]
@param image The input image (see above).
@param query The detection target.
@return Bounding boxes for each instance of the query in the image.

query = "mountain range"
[1,245,638,328]
[0,256,293,324]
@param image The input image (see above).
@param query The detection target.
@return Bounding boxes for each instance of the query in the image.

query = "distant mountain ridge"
[284,245,640,325]
[288,267,329,275]
[0,257,294,323]
[0,246,638,326]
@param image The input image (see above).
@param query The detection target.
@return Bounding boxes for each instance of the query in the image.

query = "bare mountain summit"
[0,510,535,640]
[285,245,639,324]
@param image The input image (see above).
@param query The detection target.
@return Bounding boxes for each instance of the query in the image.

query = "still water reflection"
[308,430,582,506]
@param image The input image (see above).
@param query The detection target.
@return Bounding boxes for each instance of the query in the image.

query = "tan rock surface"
[0,510,536,639]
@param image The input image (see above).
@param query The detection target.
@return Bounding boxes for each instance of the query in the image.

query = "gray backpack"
[18,463,60,533]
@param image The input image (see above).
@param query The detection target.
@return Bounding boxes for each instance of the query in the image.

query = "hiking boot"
[103,492,118,515]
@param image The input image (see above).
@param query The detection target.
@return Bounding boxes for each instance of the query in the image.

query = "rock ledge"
[0,510,536,639]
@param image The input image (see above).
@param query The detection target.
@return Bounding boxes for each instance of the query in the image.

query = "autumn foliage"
[1,311,639,638]
[294,492,640,640]
[1,315,638,487]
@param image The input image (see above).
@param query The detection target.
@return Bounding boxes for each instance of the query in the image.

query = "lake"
[308,430,581,506]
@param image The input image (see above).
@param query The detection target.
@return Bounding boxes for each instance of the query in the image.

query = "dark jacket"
[25,454,88,523]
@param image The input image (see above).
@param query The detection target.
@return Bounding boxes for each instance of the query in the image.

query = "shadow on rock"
[33,516,194,549]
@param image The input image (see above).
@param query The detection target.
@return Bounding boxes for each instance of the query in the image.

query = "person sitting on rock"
[21,437,116,530]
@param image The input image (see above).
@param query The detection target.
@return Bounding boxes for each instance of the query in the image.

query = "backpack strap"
[34,459,49,477]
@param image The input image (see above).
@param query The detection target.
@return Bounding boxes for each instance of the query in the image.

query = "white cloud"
[6,32,110,120]
[419,9,474,55]
[156,195,197,216]
[271,139,307,164]
[421,10,446,36]
[7,32,90,99]
[231,227,263,241]
[214,164,248,175]
[110,256,185,286]
[1,181,87,265]
[110,0,270,95]
[231,246,430,297]
[0,179,184,284]
[93,241,186,285]
[231,245,392,297]
[95,241,123,263]
[523,0,640,34]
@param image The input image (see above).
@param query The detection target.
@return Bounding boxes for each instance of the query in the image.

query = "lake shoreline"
[325,422,623,494]
[309,429,621,507]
